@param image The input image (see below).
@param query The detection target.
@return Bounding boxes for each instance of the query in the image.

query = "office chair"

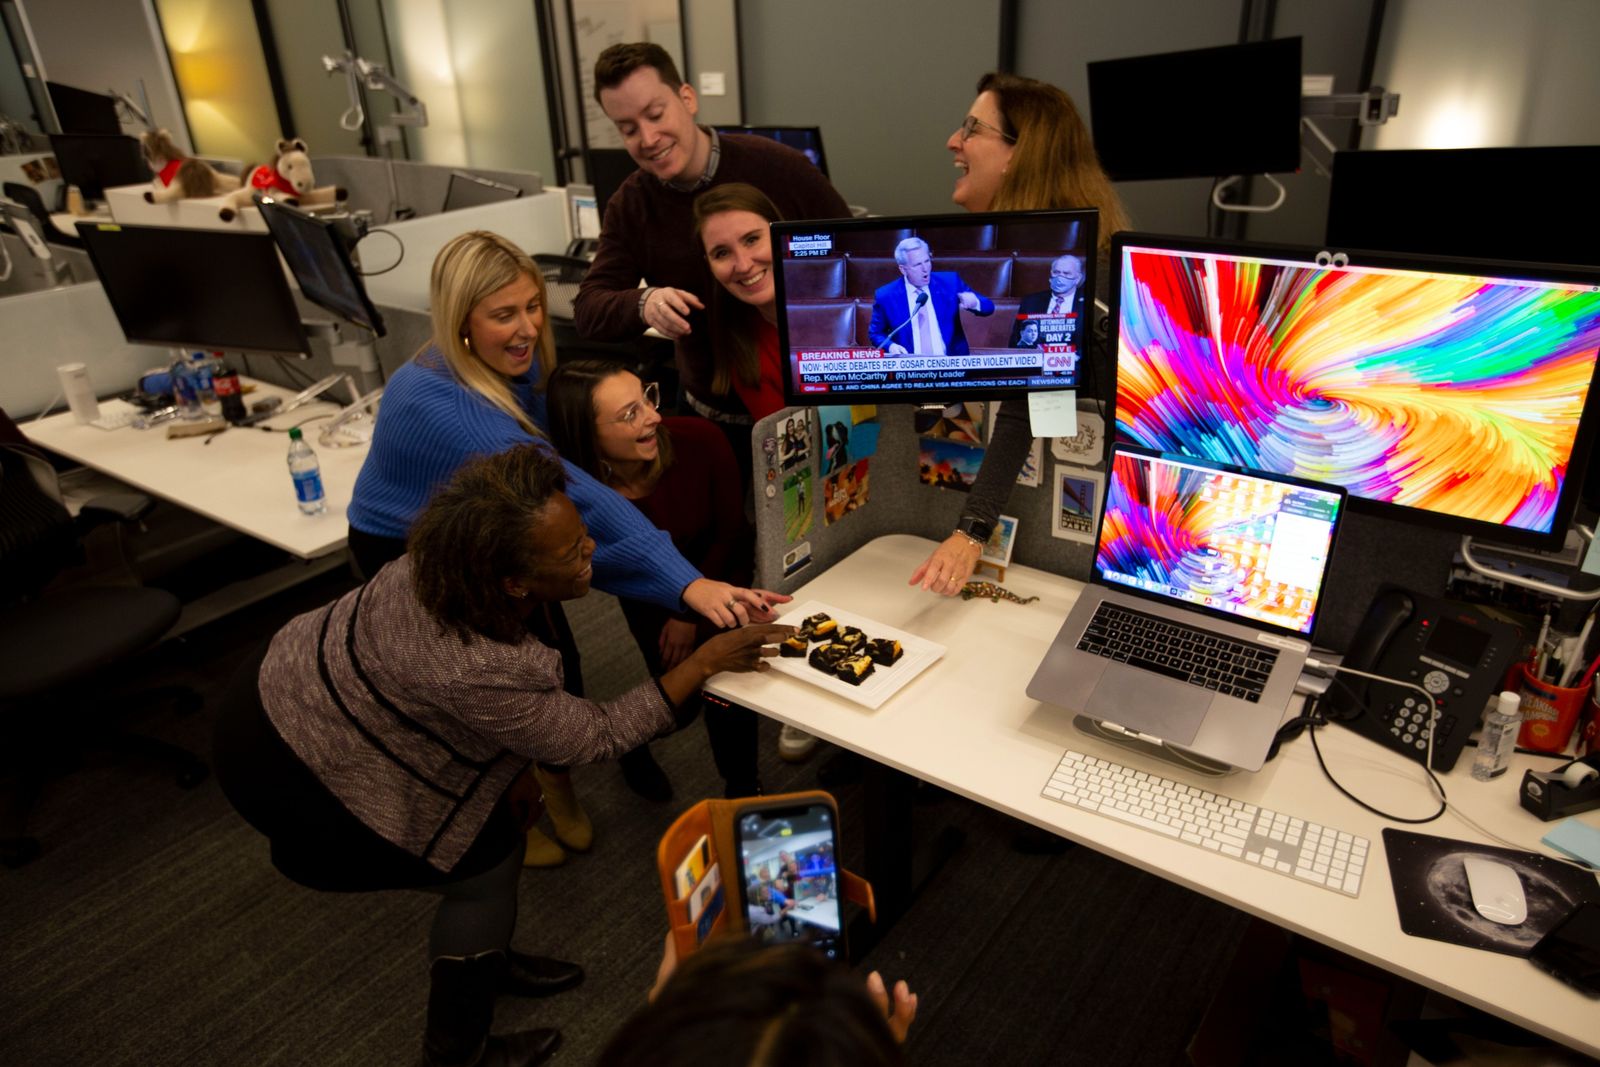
[1,182,83,250]
[0,443,207,868]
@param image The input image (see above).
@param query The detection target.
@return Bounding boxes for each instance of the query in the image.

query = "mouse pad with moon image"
[1382,829,1600,956]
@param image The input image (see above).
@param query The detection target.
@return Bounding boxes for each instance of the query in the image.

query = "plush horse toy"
[140,129,241,203]
[219,137,347,221]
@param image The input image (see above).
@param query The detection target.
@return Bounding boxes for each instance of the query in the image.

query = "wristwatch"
[954,514,992,547]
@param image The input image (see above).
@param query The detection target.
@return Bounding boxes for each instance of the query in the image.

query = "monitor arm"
[321,51,429,220]
[1459,526,1600,602]
[109,88,154,132]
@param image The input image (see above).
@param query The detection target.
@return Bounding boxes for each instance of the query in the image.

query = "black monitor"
[48,134,150,201]
[588,148,639,218]
[1327,147,1600,268]
[46,82,120,135]
[77,222,310,358]
[1111,232,1600,549]
[258,199,386,335]
[1088,37,1303,181]
[775,209,1098,405]
[442,170,523,212]
[713,125,829,177]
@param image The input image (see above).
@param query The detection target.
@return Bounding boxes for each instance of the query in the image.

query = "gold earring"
[461,334,473,352]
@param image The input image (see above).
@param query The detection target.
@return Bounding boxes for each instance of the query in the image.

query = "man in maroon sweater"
[574,42,850,421]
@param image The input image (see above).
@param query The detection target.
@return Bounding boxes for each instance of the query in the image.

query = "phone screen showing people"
[735,802,844,959]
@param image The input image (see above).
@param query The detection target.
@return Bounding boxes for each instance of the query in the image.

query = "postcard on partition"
[824,458,870,525]
[914,402,988,445]
[673,835,711,899]
[818,404,878,472]
[783,540,813,578]
[918,437,983,492]
[783,467,814,542]
[1051,411,1105,467]
[777,411,812,472]
[982,515,1019,568]
[1052,465,1104,544]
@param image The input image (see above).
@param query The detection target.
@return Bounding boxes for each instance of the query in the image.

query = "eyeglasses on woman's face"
[957,114,1016,144]
[604,380,661,426]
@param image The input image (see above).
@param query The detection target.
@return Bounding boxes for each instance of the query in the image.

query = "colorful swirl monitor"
[1113,240,1600,543]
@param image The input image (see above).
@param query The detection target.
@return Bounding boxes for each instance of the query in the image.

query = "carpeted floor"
[1,566,1259,1066]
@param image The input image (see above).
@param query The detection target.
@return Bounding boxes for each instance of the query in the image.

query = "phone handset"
[1323,586,1416,721]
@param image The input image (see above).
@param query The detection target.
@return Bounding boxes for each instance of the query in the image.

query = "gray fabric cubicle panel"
[311,158,543,221]
[749,402,1100,594]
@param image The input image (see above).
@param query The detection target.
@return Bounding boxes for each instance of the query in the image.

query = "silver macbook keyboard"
[1042,750,1368,897]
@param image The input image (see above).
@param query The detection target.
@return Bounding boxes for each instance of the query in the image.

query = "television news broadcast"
[774,209,1098,405]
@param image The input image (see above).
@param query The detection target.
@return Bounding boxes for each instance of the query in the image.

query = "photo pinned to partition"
[913,402,988,445]
[988,402,1042,488]
[824,458,870,525]
[817,404,879,476]
[918,437,984,492]
[1050,411,1105,468]
[1052,464,1104,543]
[778,411,813,472]
[783,466,814,542]
[783,540,813,579]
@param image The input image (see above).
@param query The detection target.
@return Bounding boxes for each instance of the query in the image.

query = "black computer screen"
[1088,38,1303,181]
[776,209,1098,405]
[48,134,150,201]
[442,171,523,212]
[588,148,638,218]
[77,222,310,358]
[46,82,121,135]
[713,126,829,177]
[258,200,386,336]
[1327,146,1600,267]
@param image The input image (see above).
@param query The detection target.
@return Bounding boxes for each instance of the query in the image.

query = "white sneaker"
[778,724,819,763]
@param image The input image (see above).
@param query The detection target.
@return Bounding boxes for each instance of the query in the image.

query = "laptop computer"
[1027,444,1346,771]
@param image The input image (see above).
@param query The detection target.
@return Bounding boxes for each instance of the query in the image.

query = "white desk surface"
[25,379,365,560]
[708,534,1600,1056]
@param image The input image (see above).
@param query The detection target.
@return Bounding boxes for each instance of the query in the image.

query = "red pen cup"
[1511,663,1588,753]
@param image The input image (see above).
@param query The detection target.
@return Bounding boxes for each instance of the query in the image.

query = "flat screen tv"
[1088,38,1303,181]
[775,209,1098,405]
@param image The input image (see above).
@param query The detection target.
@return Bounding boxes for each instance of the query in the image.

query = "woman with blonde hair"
[348,230,786,863]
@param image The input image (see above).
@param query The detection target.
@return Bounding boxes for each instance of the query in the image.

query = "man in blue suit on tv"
[868,237,994,355]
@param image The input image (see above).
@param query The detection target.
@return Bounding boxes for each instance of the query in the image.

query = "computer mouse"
[1462,855,1527,925]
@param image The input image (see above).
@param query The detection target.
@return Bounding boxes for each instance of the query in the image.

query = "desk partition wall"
[748,404,1097,593]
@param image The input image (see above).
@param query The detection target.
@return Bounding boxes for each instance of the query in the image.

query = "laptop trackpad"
[1086,668,1209,745]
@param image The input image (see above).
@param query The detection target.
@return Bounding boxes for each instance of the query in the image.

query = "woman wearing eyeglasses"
[348,230,786,861]
[909,72,1129,599]
[545,359,763,800]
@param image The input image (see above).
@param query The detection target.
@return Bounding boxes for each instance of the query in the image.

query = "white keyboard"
[1043,750,1369,898]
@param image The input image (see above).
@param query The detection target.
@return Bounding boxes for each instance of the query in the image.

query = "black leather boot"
[424,952,561,1067]
[499,950,584,998]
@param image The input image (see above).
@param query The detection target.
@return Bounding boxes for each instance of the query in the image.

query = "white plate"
[767,600,946,710]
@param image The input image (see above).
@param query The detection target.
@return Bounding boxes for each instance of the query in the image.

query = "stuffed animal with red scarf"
[140,129,241,204]
[219,137,347,221]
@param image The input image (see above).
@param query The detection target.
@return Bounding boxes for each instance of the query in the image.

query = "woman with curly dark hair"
[213,444,790,1067]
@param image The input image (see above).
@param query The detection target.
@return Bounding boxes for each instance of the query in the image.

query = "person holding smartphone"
[600,936,918,1066]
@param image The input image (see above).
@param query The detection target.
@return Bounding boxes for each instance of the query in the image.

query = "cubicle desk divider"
[311,157,543,223]
[749,404,1097,594]
[357,191,569,312]
[0,281,171,419]
[104,184,268,233]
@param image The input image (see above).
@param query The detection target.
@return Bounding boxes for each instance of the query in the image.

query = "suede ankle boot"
[533,767,592,852]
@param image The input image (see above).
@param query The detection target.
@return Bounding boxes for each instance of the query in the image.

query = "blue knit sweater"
[348,347,700,610]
